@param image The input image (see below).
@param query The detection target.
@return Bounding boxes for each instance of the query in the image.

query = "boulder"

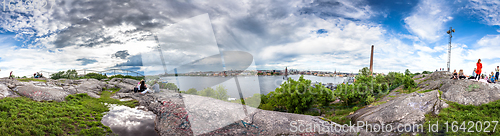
[0,84,19,99]
[122,78,140,85]
[347,90,448,135]
[109,82,135,93]
[15,81,70,102]
[75,79,105,94]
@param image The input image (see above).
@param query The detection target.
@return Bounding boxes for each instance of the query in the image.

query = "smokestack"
[370,45,374,76]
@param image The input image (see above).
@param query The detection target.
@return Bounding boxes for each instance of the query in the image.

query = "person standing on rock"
[495,66,499,82]
[9,71,13,79]
[476,59,482,80]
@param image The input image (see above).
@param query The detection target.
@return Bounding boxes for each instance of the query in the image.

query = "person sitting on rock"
[470,68,477,79]
[490,72,496,83]
[139,79,147,92]
[458,69,466,79]
[451,69,458,79]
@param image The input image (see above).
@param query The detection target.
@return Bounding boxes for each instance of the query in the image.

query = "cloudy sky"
[1,0,500,77]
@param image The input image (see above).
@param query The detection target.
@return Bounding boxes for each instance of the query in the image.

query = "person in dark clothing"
[139,79,147,92]
[451,69,458,79]
[458,69,466,79]
[9,71,13,79]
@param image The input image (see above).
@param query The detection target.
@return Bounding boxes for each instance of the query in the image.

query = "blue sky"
[1,0,500,77]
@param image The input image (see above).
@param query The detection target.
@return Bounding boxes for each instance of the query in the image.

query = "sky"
[1,0,500,77]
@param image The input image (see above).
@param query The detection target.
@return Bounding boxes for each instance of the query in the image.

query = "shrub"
[198,87,216,98]
[403,75,416,89]
[215,85,229,101]
[268,75,334,114]
[82,73,107,80]
[186,88,198,94]
[108,74,144,81]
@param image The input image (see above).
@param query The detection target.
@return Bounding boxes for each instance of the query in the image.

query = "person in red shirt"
[476,59,482,80]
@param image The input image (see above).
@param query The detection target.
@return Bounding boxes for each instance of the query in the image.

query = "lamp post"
[446,27,455,72]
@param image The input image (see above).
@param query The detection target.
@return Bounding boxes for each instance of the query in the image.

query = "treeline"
[252,67,420,115]
[179,85,229,101]
[50,70,144,81]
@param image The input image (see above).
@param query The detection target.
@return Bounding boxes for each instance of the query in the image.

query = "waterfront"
[160,75,346,98]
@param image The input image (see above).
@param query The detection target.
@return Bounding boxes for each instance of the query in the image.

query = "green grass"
[398,87,421,94]
[371,101,387,106]
[17,78,47,83]
[417,89,434,93]
[0,88,138,135]
[388,95,397,98]
[324,103,358,125]
[424,100,500,135]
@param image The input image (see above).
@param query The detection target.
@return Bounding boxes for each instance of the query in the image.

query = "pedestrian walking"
[476,59,482,80]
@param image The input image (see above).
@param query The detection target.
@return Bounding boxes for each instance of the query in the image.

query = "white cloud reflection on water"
[101,104,159,136]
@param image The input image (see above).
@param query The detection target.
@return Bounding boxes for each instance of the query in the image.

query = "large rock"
[74,79,106,94]
[0,84,19,99]
[15,81,70,102]
[348,90,448,135]
[418,71,500,105]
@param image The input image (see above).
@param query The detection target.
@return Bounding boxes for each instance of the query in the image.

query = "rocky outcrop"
[0,78,126,101]
[0,84,19,99]
[418,71,500,105]
[348,71,500,135]
[108,78,138,93]
[348,90,448,135]
[15,81,70,102]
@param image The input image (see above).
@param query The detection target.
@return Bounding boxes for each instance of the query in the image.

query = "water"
[160,75,345,98]
[101,104,159,136]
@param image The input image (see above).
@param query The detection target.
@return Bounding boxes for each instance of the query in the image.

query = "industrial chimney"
[370,45,374,76]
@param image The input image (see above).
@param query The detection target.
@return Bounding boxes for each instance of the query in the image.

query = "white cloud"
[404,0,453,42]
[468,0,500,26]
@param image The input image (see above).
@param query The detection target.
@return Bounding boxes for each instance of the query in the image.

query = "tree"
[405,69,412,76]
[83,73,107,80]
[215,85,229,101]
[199,87,216,98]
[269,75,334,114]
[186,88,198,95]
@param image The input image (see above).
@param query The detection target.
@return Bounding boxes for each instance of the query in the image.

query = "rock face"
[15,81,70,102]
[0,84,19,99]
[418,71,500,105]
[348,90,448,135]
[108,78,138,93]
[348,71,500,135]
[0,78,128,101]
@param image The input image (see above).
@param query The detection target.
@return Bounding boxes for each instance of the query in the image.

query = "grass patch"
[324,103,359,125]
[398,87,421,94]
[0,88,138,135]
[417,89,434,93]
[424,100,500,135]
[388,95,396,98]
[16,78,47,83]
[371,101,387,106]
[466,84,480,92]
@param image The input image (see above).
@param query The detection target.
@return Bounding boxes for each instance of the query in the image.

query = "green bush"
[403,75,417,89]
[82,73,107,80]
[198,87,216,98]
[50,70,78,80]
[266,75,334,114]
[186,88,198,94]
[108,74,144,81]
